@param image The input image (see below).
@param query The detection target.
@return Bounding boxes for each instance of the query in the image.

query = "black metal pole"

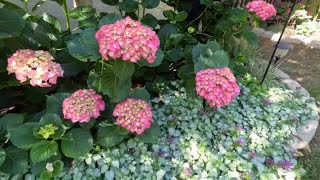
[260,0,298,84]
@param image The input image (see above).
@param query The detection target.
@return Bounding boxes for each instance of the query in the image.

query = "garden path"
[259,38,320,146]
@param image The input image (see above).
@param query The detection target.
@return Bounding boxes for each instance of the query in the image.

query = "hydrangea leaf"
[137,49,164,67]
[128,87,151,103]
[175,11,188,22]
[52,160,64,177]
[137,122,161,143]
[97,126,130,147]
[0,8,25,39]
[141,0,160,9]
[0,113,24,140]
[141,13,158,28]
[46,93,71,117]
[10,122,40,149]
[68,6,96,21]
[192,42,229,72]
[178,64,197,97]
[165,48,184,63]
[88,60,135,103]
[61,128,93,158]
[30,140,58,163]
[0,146,28,174]
[117,0,139,12]
[98,13,122,28]
[101,0,119,5]
[66,28,100,62]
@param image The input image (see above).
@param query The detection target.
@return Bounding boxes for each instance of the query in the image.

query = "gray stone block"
[290,120,319,149]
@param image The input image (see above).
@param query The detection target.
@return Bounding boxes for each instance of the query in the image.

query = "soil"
[258,38,320,146]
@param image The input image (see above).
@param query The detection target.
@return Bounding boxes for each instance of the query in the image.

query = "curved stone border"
[273,67,319,149]
[252,27,320,49]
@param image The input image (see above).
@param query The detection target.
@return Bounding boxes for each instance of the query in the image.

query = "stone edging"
[273,67,319,149]
[252,27,320,49]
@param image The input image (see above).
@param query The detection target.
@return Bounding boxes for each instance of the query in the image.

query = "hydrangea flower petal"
[63,89,105,123]
[113,98,153,134]
[7,49,64,87]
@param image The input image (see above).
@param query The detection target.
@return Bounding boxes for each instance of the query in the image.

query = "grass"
[298,145,320,180]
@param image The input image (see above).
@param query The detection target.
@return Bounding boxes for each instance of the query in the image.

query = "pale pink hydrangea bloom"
[195,68,240,108]
[62,89,105,123]
[245,0,277,21]
[113,98,153,134]
[7,49,63,87]
[95,17,160,63]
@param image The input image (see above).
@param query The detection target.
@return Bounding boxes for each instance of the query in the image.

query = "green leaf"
[61,128,93,158]
[97,126,130,147]
[230,8,248,23]
[178,64,197,97]
[141,0,160,9]
[101,0,119,5]
[69,6,96,21]
[200,0,213,6]
[52,160,64,177]
[0,8,25,39]
[158,24,178,47]
[30,140,58,163]
[81,28,100,57]
[0,113,24,140]
[98,13,122,28]
[137,49,164,67]
[163,10,174,20]
[39,113,62,126]
[88,60,135,103]
[141,13,158,28]
[165,48,183,63]
[192,42,228,72]
[32,0,46,12]
[40,171,52,180]
[46,93,71,117]
[203,50,229,68]
[79,119,96,130]
[42,13,61,32]
[66,32,100,62]
[0,148,6,167]
[0,146,28,174]
[241,26,259,46]
[175,11,188,21]
[31,152,61,176]
[137,122,161,143]
[55,50,86,77]
[128,87,151,103]
[10,122,39,149]
[117,0,139,12]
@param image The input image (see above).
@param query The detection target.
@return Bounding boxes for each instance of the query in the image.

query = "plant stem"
[186,7,208,28]
[62,0,71,32]
[142,7,146,17]
[24,0,29,14]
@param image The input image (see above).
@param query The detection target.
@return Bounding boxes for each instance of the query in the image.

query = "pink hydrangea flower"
[62,89,105,123]
[7,49,63,87]
[95,17,160,63]
[195,68,240,108]
[245,0,277,21]
[113,98,153,134]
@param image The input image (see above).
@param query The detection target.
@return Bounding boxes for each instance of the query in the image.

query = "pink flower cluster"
[95,17,160,63]
[7,49,63,87]
[277,160,294,170]
[195,68,240,108]
[113,98,153,134]
[245,0,277,20]
[62,89,105,123]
